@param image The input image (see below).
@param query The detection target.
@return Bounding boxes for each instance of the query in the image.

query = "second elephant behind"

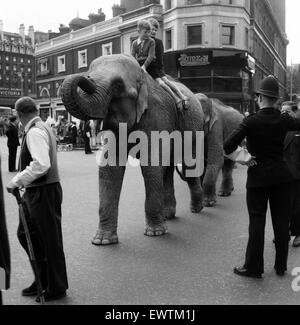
[196,94,244,207]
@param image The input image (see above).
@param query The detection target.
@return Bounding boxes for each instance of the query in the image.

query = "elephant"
[61,54,205,245]
[195,94,244,207]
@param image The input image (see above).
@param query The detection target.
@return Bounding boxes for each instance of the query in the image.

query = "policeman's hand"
[6,181,18,194]
[239,156,257,167]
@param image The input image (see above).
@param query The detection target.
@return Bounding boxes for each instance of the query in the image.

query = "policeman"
[224,75,300,278]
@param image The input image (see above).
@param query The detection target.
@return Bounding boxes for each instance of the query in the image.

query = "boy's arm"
[156,39,164,70]
[143,39,155,69]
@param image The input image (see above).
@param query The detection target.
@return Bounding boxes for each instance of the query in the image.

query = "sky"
[0,0,299,63]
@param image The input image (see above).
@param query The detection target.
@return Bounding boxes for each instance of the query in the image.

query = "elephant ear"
[136,70,149,124]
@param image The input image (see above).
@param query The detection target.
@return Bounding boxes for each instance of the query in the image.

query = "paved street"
[0,136,300,305]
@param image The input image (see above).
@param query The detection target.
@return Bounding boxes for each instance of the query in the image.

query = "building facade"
[34,0,288,118]
[0,21,35,108]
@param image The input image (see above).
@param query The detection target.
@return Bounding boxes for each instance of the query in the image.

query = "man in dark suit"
[84,120,93,155]
[282,105,300,248]
[224,76,300,278]
[0,156,11,305]
[5,116,20,172]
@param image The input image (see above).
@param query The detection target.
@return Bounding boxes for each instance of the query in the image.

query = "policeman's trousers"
[244,183,292,274]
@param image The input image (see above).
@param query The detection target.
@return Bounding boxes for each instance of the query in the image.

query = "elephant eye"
[113,80,125,96]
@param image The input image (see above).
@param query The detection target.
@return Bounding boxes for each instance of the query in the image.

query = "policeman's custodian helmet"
[256,75,280,99]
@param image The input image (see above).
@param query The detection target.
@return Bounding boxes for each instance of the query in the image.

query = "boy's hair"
[137,19,151,32]
[148,18,159,29]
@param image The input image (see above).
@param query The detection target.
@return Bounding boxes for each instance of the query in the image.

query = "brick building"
[0,21,35,108]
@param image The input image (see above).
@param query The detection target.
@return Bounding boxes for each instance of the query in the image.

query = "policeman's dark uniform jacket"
[283,126,300,239]
[224,76,300,275]
[15,116,68,295]
[5,117,20,172]
[0,156,10,304]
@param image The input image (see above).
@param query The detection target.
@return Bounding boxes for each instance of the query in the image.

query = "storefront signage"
[0,88,22,97]
[178,54,210,67]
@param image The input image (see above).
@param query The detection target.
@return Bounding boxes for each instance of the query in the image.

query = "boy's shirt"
[131,37,156,69]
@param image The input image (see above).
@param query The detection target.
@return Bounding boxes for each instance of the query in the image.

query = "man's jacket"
[224,108,300,188]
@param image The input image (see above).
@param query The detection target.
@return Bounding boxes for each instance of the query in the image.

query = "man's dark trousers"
[290,180,300,236]
[17,183,68,294]
[8,146,18,172]
[84,137,92,154]
[245,183,292,274]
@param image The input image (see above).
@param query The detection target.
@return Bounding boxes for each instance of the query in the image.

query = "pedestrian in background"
[6,97,68,302]
[71,122,78,147]
[0,155,11,305]
[225,76,300,278]
[281,104,300,247]
[84,120,93,154]
[5,116,20,172]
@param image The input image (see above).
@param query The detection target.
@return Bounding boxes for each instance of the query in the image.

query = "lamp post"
[290,60,294,102]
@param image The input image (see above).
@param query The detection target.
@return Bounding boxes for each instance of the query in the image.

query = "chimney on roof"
[59,24,70,34]
[88,8,106,24]
[112,4,126,17]
[28,25,35,46]
[19,24,25,43]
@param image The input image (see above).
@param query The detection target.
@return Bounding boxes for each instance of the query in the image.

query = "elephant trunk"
[61,74,113,120]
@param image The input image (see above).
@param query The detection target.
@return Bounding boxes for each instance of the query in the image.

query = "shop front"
[164,49,254,113]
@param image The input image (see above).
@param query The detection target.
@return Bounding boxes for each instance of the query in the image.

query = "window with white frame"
[165,29,173,50]
[58,55,66,72]
[78,49,88,68]
[187,25,203,46]
[102,42,113,56]
[40,60,48,73]
[221,25,235,46]
[187,0,202,5]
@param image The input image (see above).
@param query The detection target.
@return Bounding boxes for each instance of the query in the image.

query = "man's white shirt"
[12,117,51,188]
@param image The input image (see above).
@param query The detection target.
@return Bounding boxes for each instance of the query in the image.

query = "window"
[20,58,24,63]
[187,0,202,4]
[40,60,48,73]
[165,29,173,50]
[78,49,87,68]
[13,57,17,62]
[221,25,235,46]
[187,25,202,46]
[58,55,66,72]
[102,43,113,56]
[165,0,173,10]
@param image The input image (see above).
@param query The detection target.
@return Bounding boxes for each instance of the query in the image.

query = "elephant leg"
[141,166,168,237]
[92,165,126,246]
[219,158,235,197]
[163,166,177,220]
[187,176,203,214]
[203,164,221,207]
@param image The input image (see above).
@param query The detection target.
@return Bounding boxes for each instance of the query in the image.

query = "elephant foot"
[203,198,217,207]
[144,224,168,237]
[190,202,203,214]
[218,188,234,197]
[91,230,119,246]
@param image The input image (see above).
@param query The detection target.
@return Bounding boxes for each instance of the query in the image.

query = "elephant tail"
[175,165,187,182]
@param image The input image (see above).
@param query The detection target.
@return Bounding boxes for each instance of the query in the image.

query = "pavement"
[0,136,300,305]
